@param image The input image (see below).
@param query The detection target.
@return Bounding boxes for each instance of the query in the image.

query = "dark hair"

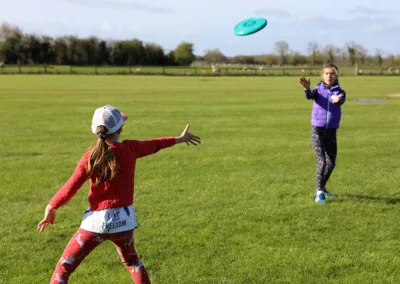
[87,125,119,185]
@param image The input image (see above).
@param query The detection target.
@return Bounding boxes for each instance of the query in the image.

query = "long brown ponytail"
[87,125,118,185]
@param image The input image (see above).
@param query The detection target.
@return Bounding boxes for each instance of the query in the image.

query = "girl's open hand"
[37,205,57,232]
[332,93,343,104]
[176,124,201,146]
[299,76,311,91]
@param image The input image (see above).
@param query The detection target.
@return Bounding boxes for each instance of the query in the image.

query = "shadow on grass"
[341,193,400,205]
[3,152,42,158]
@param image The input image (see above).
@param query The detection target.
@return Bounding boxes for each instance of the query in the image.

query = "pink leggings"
[50,228,150,284]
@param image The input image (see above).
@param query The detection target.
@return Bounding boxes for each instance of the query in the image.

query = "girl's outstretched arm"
[299,76,318,100]
[37,152,90,232]
[131,124,201,158]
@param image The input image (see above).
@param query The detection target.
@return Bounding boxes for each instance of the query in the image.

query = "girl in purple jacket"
[299,63,346,204]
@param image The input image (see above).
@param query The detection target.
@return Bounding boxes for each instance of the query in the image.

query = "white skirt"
[80,205,138,234]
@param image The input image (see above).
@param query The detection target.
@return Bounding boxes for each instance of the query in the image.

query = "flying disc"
[234,17,267,36]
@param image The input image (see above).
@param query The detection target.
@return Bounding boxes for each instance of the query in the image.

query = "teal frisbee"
[234,17,267,36]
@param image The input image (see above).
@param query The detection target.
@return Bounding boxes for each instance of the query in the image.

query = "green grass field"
[1,75,399,283]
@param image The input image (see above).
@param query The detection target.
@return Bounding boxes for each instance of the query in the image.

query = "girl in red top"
[37,105,201,284]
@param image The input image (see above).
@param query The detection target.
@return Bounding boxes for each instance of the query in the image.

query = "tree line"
[0,22,399,67]
[0,23,195,66]
[199,41,399,68]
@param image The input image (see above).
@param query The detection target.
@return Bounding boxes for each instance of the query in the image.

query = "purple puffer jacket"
[304,82,346,129]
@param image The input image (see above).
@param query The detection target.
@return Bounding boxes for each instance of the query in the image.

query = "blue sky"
[1,0,399,57]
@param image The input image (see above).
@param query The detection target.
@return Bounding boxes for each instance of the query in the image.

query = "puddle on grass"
[355,99,387,104]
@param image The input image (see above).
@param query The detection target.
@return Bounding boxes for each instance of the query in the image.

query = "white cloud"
[61,0,171,13]
[294,15,399,33]
[363,23,386,33]
[254,8,291,19]
[349,6,400,15]
[102,21,112,31]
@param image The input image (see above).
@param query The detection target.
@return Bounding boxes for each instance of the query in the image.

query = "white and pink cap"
[91,105,128,135]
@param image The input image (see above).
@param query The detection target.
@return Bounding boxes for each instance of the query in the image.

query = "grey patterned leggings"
[310,126,337,191]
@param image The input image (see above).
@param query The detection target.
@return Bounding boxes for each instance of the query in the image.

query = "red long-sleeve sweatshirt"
[49,137,176,211]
